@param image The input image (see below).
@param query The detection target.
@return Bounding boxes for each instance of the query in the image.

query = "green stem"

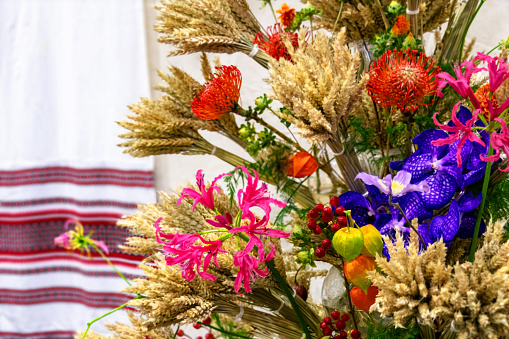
[198,322,254,339]
[389,198,427,250]
[339,256,359,331]
[267,1,278,24]
[333,1,345,33]
[265,260,312,339]
[172,326,180,339]
[198,229,229,235]
[469,143,493,262]
[459,0,486,63]
[82,295,144,338]
[93,245,131,287]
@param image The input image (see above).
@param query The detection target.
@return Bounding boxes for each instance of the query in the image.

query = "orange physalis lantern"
[287,152,319,178]
[344,255,376,293]
[350,285,378,312]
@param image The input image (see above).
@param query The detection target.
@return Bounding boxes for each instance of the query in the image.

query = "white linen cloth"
[0,0,154,337]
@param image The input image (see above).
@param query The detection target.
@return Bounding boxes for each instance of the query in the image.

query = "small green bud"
[402,32,417,50]
[387,1,403,15]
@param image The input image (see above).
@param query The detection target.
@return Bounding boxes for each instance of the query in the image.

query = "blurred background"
[0,0,507,337]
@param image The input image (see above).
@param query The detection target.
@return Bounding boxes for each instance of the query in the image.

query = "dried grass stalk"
[155,0,269,68]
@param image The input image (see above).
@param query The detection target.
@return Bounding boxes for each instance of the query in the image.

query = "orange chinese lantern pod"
[344,255,376,293]
[287,152,319,178]
[350,285,378,313]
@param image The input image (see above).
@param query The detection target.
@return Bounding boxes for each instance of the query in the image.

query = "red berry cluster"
[320,311,360,338]
[177,317,214,339]
[307,197,347,258]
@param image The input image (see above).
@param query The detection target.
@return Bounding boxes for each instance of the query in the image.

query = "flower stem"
[198,229,229,235]
[267,1,278,24]
[265,260,312,339]
[249,113,307,153]
[469,144,493,262]
[93,245,131,287]
[339,257,359,331]
[333,1,345,33]
[81,295,144,339]
[389,198,427,250]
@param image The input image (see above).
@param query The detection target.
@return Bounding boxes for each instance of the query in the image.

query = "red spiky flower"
[253,24,299,61]
[367,49,441,112]
[191,65,242,121]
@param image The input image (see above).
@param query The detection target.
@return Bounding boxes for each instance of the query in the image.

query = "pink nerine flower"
[481,118,509,172]
[436,60,484,110]
[233,240,275,294]
[154,218,227,282]
[475,53,509,93]
[235,166,286,222]
[177,170,228,211]
[431,102,486,167]
[54,232,71,249]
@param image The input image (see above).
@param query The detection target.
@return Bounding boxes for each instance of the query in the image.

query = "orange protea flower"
[191,65,242,120]
[391,15,410,36]
[276,3,295,28]
[367,49,441,112]
[253,24,299,61]
[475,83,499,120]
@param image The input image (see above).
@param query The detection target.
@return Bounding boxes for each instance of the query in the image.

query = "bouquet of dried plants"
[55,1,509,339]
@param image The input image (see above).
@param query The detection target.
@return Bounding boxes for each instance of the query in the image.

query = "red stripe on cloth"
[1,197,137,209]
[0,287,130,307]
[0,210,123,224]
[0,331,75,338]
[0,166,153,187]
[0,266,140,279]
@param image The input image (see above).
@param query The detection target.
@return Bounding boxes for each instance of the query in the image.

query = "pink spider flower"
[481,118,509,171]
[475,52,509,93]
[206,211,233,230]
[54,219,109,254]
[177,170,228,211]
[230,214,290,261]
[432,102,486,167]
[436,59,484,110]
[233,240,275,294]
[235,166,286,223]
[154,218,227,282]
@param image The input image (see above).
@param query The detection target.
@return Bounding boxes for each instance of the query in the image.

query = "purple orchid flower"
[177,170,228,211]
[154,218,227,282]
[233,240,274,294]
[355,171,430,198]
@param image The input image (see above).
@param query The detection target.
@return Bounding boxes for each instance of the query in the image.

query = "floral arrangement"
[52,0,509,338]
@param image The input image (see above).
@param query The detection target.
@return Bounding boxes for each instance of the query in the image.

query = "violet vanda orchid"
[355,170,430,197]
[431,102,486,167]
[481,118,509,172]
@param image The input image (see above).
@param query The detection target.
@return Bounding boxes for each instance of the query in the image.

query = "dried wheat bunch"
[308,0,454,41]
[436,222,509,339]
[268,28,367,192]
[118,62,245,158]
[368,230,452,328]
[77,311,173,339]
[155,0,269,68]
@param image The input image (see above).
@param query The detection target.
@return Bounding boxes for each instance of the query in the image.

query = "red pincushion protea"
[191,65,242,120]
[253,24,299,61]
[367,49,441,112]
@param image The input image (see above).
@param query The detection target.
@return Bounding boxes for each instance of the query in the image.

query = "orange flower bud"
[287,152,319,178]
